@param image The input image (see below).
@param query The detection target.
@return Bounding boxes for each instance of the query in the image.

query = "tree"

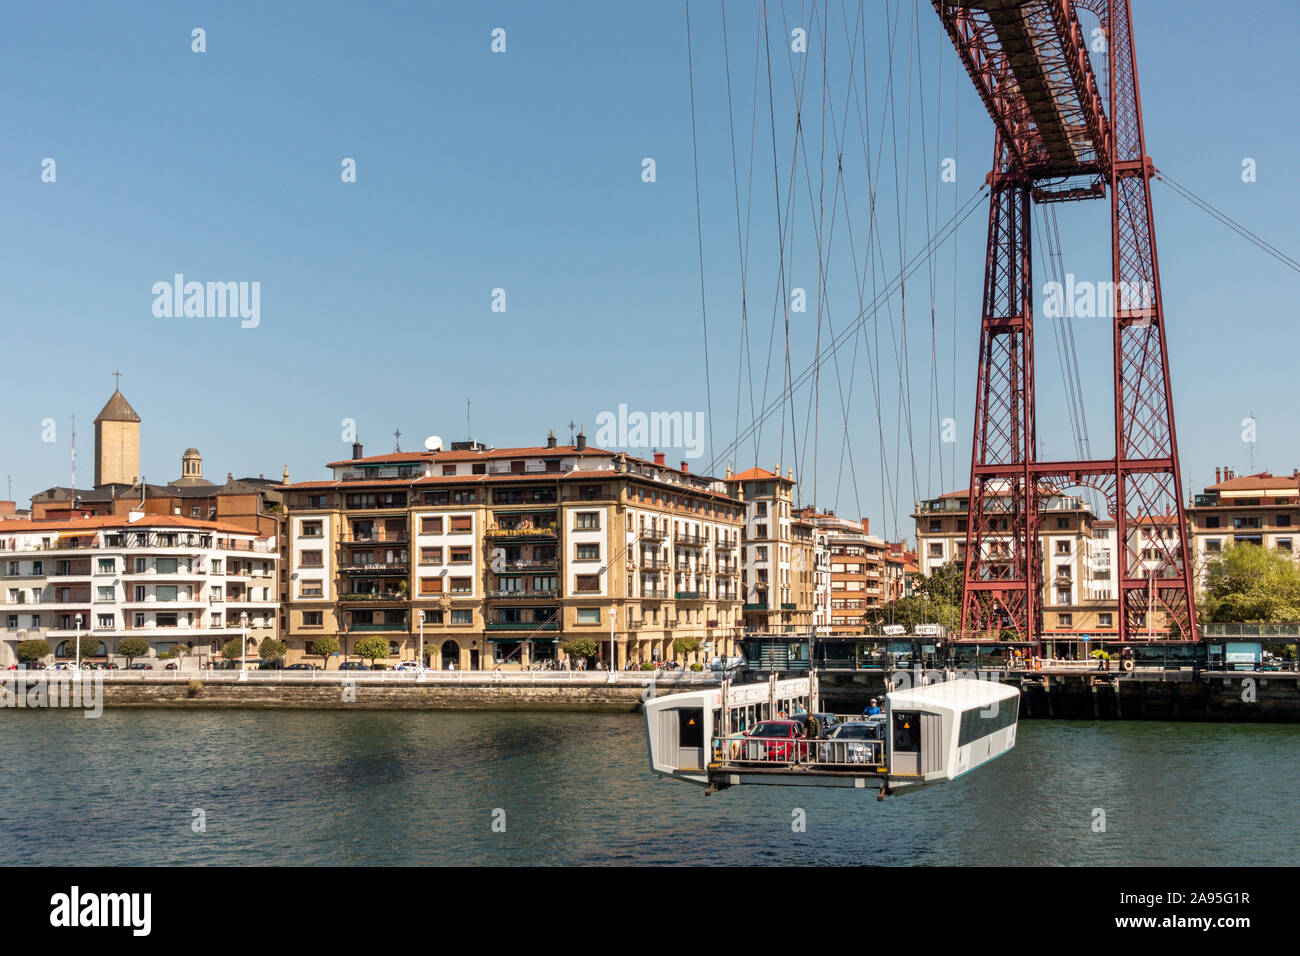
[674,637,701,661]
[117,637,150,667]
[221,638,244,664]
[1203,543,1300,622]
[563,638,598,663]
[170,643,189,664]
[260,638,287,663]
[353,636,390,667]
[867,560,963,633]
[16,639,50,663]
[311,637,339,670]
[76,634,100,661]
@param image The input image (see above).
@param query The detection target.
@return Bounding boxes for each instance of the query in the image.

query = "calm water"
[1,710,1295,866]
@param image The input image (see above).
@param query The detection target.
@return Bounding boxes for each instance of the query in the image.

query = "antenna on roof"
[394,427,402,452]
[466,398,471,442]
[70,415,76,508]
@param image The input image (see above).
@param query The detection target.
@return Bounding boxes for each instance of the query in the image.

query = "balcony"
[500,559,558,572]
[638,528,668,542]
[715,564,739,576]
[675,591,703,600]
[344,532,408,545]
[642,589,669,599]
[743,603,769,611]
[675,533,707,548]
[486,619,559,631]
[641,557,669,570]
[485,526,558,542]
[347,621,408,632]
[781,602,797,610]
[339,592,407,602]
[487,588,559,600]
[339,562,409,574]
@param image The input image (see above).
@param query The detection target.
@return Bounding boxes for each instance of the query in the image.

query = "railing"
[710,733,884,769]
[485,620,559,631]
[675,534,707,547]
[487,588,559,599]
[346,622,407,631]
[500,560,558,572]
[485,527,557,539]
[675,591,702,600]
[344,533,408,544]
[641,558,669,570]
[4,669,724,685]
[743,603,768,611]
[339,592,407,601]
[642,589,669,599]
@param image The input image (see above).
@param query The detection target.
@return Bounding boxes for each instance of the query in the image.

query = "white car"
[393,661,423,672]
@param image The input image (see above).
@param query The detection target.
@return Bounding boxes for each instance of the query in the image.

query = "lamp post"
[609,606,617,680]
[239,611,249,681]
[74,613,84,678]
[418,613,425,678]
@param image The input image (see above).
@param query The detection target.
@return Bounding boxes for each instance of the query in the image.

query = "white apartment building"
[0,512,278,667]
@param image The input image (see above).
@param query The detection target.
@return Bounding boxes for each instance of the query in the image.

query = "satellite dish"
[424,435,443,452]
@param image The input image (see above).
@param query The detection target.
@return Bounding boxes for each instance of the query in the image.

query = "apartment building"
[792,509,890,635]
[0,512,278,667]
[722,467,803,634]
[913,486,1130,640]
[1187,469,1300,588]
[282,434,744,669]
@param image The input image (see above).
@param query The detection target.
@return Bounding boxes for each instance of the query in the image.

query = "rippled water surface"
[1,710,1295,865]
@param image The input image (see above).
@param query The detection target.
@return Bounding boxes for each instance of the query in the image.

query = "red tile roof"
[1206,472,1299,493]
[0,513,267,537]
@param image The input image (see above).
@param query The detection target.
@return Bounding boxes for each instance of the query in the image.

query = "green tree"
[353,636,390,666]
[1203,543,1300,622]
[311,636,340,670]
[16,639,50,663]
[76,634,100,661]
[221,638,244,664]
[674,637,701,661]
[117,637,150,667]
[259,638,287,663]
[563,638,599,663]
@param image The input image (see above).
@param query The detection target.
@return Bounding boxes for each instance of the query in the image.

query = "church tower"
[93,387,141,487]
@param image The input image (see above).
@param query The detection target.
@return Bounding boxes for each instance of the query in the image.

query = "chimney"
[352,441,364,460]
[1215,467,1221,484]
[653,452,666,466]
[861,517,870,535]
[575,428,587,452]
[546,429,557,449]
[680,461,689,473]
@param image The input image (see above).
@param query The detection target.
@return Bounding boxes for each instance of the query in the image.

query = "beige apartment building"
[1187,468,1300,588]
[722,467,806,634]
[281,434,745,669]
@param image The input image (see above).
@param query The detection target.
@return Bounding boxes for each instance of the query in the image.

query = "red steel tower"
[933,0,1198,645]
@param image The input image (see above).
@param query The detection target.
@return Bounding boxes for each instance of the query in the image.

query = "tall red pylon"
[935,0,1198,645]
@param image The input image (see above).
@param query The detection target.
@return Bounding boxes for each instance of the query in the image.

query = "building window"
[303,612,323,627]
[576,607,601,624]
[419,547,443,565]
[449,577,472,594]
[575,543,600,561]
[307,495,328,509]
[421,516,443,535]
[449,547,472,564]
[1098,613,1113,628]
[1278,515,1292,527]
[1205,539,1222,553]
[301,521,323,537]
[300,582,323,598]
[1055,541,1071,554]
[423,609,443,624]
[1277,539,1293,552]
[1058,613,1073,627]
[449,516,472,533]
[576,512,600,530]
[97,586,115,602]
[419,578,443,595]
[97,559,115,574]
[1056,517,1069,529]
[450,609,472,624]
[575,574,601,593]
[1056,589,1071,605]
[299,551,323,568]
[928,543,943,557]
[97,614,114,628]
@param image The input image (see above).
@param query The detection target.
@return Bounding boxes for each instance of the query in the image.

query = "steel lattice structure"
[933,0,1198,645]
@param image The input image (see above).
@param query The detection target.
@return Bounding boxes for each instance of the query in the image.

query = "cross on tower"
[113,370,123,390]
[393,428,402,452]
[568,420,576,446]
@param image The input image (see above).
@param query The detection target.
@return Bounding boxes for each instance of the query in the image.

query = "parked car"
[127,662,154,670]
[393,661,422,672]
[337,661,371,671]
[51,662,75,671]
[286,663,318,671]
[740,720,809,762]
[786,712,841,739]
[818,721,882,764]
[257,660,284,670]
[22,660,47,670]
[164,662,179,670]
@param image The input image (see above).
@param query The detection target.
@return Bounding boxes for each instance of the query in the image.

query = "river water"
[1,710,1295,866]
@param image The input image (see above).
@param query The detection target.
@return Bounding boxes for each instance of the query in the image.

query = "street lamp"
[74,613,84,678]
[239,611,249,681]
[609,606,617,680]
[418,612,425,678]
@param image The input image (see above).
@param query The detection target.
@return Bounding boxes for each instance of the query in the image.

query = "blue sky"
[1,0,1295,542]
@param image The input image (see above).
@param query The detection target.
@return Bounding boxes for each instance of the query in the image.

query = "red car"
[742,720,810,763]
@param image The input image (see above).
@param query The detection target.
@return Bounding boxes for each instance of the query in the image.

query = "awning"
[485,635,559,643]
